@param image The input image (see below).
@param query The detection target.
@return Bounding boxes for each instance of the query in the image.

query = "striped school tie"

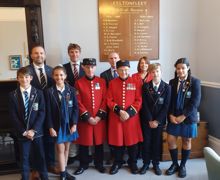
[38,68,47,89]
[23,91,29,123]
[72,64,79,80]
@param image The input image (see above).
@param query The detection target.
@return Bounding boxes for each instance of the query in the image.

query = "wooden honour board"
[99,0,159,61]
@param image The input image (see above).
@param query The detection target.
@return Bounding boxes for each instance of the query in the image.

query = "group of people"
[8,43,201,180]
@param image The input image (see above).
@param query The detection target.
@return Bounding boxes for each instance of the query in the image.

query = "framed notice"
[99,0,159,61]
[9,55,22,70]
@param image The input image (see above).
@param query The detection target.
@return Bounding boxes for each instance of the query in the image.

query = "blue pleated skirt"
[57,124,79,144]
[166,122,197,138]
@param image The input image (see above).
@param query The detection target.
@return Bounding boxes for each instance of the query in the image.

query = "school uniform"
[8,86,48,180]
[167,76,201,137]
[107,76,143,168]
[45,83,79,143]
[63,62,85,86]
[140,80,171,167]
[166,76,201,177]
[75,75,107,170]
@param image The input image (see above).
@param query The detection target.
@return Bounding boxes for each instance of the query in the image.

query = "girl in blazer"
[165,58,201,178]
[46,66,78,180]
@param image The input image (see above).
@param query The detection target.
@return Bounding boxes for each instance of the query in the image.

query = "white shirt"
[33,63,48,84]
[152,81,161,91]
[20,86,32,103]
[111,67,118,77]
[70,61,80,75]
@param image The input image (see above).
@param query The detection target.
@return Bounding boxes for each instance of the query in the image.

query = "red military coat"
[75,76,107,146]
[107,76,143,146]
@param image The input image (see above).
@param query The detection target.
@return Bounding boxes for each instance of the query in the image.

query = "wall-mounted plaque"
[99,0,159,61]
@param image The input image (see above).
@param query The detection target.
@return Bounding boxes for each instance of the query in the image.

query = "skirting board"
[208,135,220,155]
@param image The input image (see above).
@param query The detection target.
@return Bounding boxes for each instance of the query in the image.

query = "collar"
[71,61,80,66]
[85,75,95,81]
[33,63,45,70]
[56,85,65,93]
[20,85,32,94]
[152,80,161,88]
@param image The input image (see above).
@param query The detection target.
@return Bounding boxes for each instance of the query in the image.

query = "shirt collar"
[152,80,161,88]
[20,85,32,95]
[33,63,45,70]
[71,61,80,66]
[56,85,65,93]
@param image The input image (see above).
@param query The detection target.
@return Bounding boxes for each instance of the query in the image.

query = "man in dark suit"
[63,43,85,87]
[26,45,59,178]
[63,43,85,165]
[100,52,120,87]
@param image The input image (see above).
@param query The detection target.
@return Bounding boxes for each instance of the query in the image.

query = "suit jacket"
[63,62,84,87]
[45,84,79,132]
[8,87,45,139]
[26,63,54,90]
[169,76,201,124]
[100,68,114,87]
[140,80,171,126]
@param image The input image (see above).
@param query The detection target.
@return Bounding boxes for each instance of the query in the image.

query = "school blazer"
[100,68,114,87]
[26,63,54,90]
[169,76,201,124]
[45,84,79,132]
[140,80,171,126]
[8,87,45,139]
[63,62,85,87]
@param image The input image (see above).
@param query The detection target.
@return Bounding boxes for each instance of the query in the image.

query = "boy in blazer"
[8,67,48,180]
[140,63,171,175]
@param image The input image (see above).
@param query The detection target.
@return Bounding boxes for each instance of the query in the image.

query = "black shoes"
[178,165,186,178]
[74,167,88,175]
[139,164,149,174]
[66,172,76,180]
[129,164,139,174]
[109,164,121,175]
[95,166,106,173]
[153,165,162,176]
[165,163,179,175]
[67,155,79,165]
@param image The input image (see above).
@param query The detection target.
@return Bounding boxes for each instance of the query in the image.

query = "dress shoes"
[165,163,179,175]
[153,165,162,176]
[109,164,121,175]
[95,166,106,173]
[178,165,186,178]
[48,166,60,174]
[31,170,40,180]
[66,171,76,180]
[67,155,79,165]
[139,164,149,174]
[74,167,88,175]
[129,163,139,174]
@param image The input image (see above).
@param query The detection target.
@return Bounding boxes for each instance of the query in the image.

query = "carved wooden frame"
[0,0,44,55]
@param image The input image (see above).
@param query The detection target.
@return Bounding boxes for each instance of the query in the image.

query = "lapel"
[67,63,74,80]
[30,63,41,87]
[51,86,61,108]
[107,68,114,81]
[79,63,85,78]
[28,87,37,114]
[14,88,25,122]
[148,81,165,104]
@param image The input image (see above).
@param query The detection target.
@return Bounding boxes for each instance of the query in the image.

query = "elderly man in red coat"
[107,60,143,175]
[74,58,107,175]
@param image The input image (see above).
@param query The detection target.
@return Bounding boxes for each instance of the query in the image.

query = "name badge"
[33,103,39,111]
[186,91,191,98]
[68,100,73,107]
[95,83,100,90]
[158,97,164,104]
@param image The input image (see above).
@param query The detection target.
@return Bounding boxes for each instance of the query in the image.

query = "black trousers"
[112,144,138,166]
[141,124,163,166]
[79,144,104,168]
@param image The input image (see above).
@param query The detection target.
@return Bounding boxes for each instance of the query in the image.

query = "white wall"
[41,0,199,82]
[197,0,220,83]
